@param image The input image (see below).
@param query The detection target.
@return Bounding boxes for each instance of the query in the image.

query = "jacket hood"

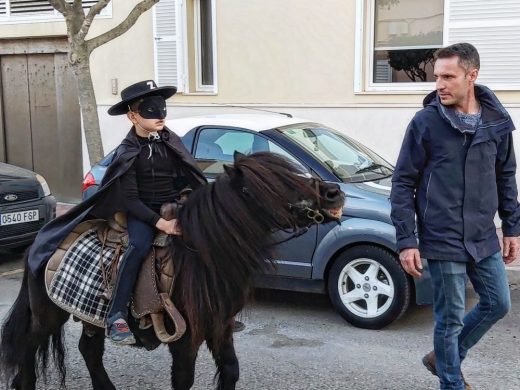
[423,85,514,134]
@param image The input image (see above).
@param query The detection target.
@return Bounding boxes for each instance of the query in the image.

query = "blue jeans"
[428,252,511,390]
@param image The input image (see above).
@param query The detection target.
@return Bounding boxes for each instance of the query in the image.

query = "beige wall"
[0,1,156,107]
[2,0,520,174]
[2,0,519,106]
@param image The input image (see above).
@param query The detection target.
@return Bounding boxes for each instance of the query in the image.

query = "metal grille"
[4,1,102,16]
[10,0,54,14]
[0,219,43,236]
[0,190,39,204]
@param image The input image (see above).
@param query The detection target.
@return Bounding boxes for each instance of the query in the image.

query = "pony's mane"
[172,152,317,347]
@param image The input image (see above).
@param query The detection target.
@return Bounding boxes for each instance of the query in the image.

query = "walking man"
[390,42,520,390]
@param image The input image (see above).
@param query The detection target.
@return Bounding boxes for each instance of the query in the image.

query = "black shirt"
[120,132,188,226]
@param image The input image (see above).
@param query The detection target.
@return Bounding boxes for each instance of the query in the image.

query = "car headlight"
[36,174,51,196]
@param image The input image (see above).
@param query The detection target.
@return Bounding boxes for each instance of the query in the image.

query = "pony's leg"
[78,327,116,390]
[15,343,38,390]
[13,314,69,390]
[168,333,200,390]
[208,320,239,390]
[7,269,69,390]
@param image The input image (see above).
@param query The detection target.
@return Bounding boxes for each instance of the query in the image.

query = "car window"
[279,124,393,183]
[194,128,307,178]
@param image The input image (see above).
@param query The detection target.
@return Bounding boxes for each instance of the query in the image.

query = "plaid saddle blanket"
[46,227,118,328]
[44,217,186,344]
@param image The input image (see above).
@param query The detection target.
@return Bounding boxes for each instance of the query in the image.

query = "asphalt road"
[1,253,519,390]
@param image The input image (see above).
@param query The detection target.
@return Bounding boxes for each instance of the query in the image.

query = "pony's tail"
[0,255,67,387]
[0,261,32,385]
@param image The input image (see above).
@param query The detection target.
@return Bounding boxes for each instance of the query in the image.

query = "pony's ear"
[233,150,246,162]
[223,164,235,176]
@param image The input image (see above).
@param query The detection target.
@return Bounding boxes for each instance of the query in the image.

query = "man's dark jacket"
[28,126,206,275]
[390,85,520,262]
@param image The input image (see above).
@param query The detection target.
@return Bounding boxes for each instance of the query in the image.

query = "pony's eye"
[147,108,154,112]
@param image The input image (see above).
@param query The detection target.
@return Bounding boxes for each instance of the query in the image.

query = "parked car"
[83,114,432,329]
[0,162,56,251]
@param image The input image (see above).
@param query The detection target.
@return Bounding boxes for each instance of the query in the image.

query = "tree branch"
[77,0,112,41]
[72,0,84,13]
[85,0,111,21]
[86,0,159,53]
[48,0,71,16]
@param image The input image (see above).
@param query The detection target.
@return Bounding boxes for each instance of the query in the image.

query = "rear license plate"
[0,210,39,226]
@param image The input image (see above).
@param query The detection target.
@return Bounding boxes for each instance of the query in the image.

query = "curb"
[507,267,520,287]
[496,228,520,287]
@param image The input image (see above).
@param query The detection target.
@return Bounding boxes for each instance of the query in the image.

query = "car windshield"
[278,124,393,183]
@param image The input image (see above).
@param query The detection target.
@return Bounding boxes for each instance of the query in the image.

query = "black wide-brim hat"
[108,80,177,116]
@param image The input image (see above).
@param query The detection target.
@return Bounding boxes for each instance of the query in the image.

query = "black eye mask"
[137,96,167,119]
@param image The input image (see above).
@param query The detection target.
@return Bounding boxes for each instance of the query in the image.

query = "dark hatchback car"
[83,114,433,330]
[0,162,56,251]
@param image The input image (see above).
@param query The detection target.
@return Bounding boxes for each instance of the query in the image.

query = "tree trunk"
[71,58,104,165]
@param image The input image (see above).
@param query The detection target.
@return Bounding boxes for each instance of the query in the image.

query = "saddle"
[45,202,186,344]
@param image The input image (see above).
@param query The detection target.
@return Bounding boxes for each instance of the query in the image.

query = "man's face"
[434,56,478,107]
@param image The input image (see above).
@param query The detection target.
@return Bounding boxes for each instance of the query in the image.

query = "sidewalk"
[55,203,520,286]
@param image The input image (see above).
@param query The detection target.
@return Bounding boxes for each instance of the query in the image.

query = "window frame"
[356,0,446,93]
[0,1,112,24]
[193,0,218,93]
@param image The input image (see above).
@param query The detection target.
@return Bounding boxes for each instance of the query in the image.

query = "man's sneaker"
[422,351,472,390]
[107,318,136,345]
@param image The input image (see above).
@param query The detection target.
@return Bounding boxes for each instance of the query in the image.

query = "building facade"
[0,0,519,189]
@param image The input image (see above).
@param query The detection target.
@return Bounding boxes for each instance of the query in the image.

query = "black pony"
[0,152,344,390]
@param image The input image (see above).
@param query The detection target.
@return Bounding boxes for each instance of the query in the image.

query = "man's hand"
[399,248,423,278]
[156,218,182,236]
[502,236,519,264]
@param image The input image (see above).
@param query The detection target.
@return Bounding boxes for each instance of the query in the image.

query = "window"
[359,0,520,91]
[0,1,111,22]
[372,0,444,84]
[154,0,217,94]
[194,0,215,90]
[194,128,306,178]
[279,125,393,183]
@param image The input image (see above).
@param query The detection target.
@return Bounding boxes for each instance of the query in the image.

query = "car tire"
[327,245,411,329]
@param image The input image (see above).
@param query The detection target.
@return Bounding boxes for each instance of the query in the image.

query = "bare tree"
[49,0,160,164]
[388,49,436,82]
[376,0,400,9]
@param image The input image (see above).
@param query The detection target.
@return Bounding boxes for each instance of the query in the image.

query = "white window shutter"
[153,0,185,92]
[447,0,520,90]
[375,59,392,83]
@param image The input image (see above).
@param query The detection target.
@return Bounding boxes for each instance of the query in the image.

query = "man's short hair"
[434,43,480,72]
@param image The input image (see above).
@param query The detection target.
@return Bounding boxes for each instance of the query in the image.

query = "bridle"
[271,179,333,245]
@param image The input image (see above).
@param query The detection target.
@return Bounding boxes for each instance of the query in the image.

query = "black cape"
[28,126,206,275]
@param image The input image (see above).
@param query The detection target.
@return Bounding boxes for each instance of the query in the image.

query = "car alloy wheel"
[337,258,394,319]
[328,245,411,329]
